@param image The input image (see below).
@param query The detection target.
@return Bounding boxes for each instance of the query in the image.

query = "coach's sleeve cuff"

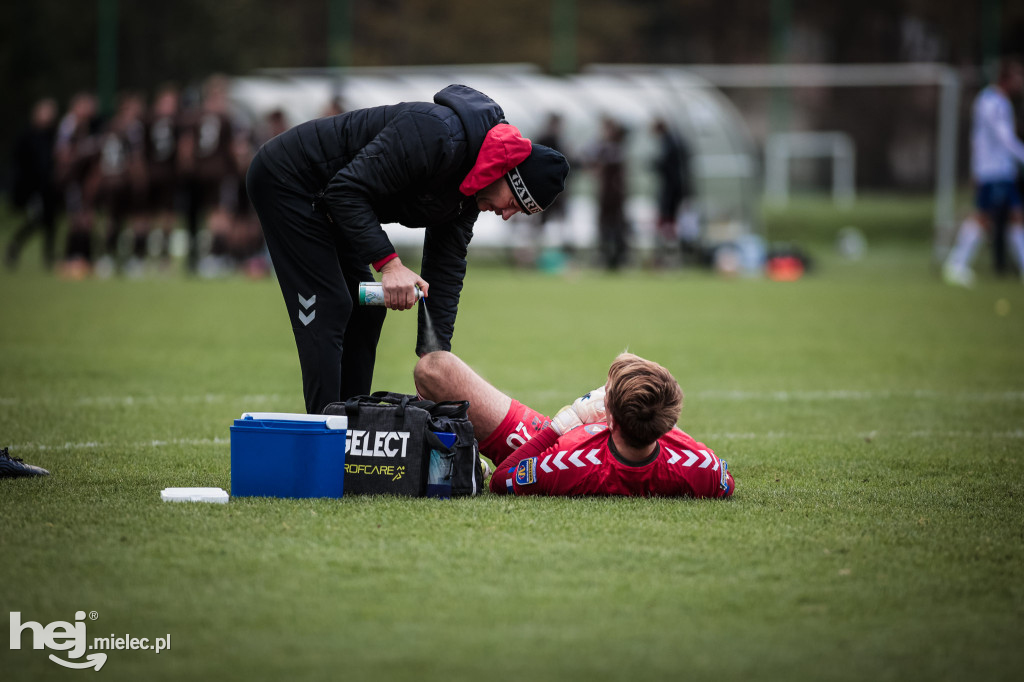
[372,253,399,271]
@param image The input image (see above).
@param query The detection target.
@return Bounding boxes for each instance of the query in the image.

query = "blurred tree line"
[2,0,1023,190]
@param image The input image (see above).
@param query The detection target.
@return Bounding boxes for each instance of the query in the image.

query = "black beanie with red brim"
[459,124,569,214]
[506,145,570,214]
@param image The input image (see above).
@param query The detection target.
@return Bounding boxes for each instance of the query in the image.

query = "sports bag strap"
[429,400,470,419]
[367,391,416,419]
[394,394,410,421]
[344,396,362,417]
[370,390,415,404]
[373,390,440,413]
[324,394,395,417]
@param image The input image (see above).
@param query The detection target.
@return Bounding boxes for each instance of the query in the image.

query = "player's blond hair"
[604,353,683,448]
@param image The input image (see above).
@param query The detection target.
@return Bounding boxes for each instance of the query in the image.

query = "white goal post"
[764,131,856,208]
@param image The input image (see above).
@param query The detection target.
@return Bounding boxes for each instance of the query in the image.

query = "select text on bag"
[345,430,411,458]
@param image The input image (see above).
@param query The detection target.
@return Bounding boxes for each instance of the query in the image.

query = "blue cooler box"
[231,412,347,498]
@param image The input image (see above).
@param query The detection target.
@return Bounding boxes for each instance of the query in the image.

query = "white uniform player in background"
[944,57,1024,286]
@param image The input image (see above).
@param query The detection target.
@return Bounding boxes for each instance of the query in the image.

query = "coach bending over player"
[247,85,569,413]
[414,351,734,498]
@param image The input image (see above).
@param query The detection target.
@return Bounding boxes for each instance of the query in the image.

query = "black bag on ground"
[322,392,483,497]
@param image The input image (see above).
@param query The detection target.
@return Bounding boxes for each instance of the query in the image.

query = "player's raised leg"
[415,351,553,465]
[414,351,512,441]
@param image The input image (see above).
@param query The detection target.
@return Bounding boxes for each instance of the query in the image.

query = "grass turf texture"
[2,197,1023,680]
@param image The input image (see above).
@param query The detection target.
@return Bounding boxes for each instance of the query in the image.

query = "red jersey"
[490,422,733,498]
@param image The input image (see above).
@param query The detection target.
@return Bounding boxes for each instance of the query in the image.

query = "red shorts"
[478,400,550,466]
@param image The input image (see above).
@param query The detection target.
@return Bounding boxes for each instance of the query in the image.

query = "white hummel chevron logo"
[298,293,316,326]
[541,448,601,473]
[668,448,717,469]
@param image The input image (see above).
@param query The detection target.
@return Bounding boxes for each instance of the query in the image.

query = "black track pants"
[247,151,386,414]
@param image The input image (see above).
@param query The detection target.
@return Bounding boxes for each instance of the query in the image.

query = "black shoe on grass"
[0,447,50,478]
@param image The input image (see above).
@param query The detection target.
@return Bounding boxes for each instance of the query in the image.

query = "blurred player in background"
[414,350,733,498]
[56,92,101,279]
[228,126,269,278]
[535,112,573,254]
[944,56,1024,286]
[651,118,699,267]
[587,117,629,271]
[94,92,147,277]
[5,97,60,271]
[259,108,289,146]
[321,95,346,118]
[180,75,240,275]
[143,84,186,269]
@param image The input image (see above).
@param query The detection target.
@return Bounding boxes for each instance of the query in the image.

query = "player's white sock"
[945,218,983,271]
[1009,223,1024,278]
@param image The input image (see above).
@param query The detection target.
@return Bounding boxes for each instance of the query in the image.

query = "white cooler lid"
[240,412,347,430]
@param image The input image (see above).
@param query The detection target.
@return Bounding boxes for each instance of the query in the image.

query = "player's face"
[155,92,178,117]
[476,179,522,221]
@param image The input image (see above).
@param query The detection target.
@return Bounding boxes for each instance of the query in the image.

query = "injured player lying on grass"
[414,351,733,498]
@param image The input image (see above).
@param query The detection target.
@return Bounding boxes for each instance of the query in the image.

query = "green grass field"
[2,198,1023,681]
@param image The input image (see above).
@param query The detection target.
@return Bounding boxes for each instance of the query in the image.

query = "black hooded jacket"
[257,84,505,353]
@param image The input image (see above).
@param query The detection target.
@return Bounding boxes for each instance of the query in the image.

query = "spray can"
[358,281,423,306]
